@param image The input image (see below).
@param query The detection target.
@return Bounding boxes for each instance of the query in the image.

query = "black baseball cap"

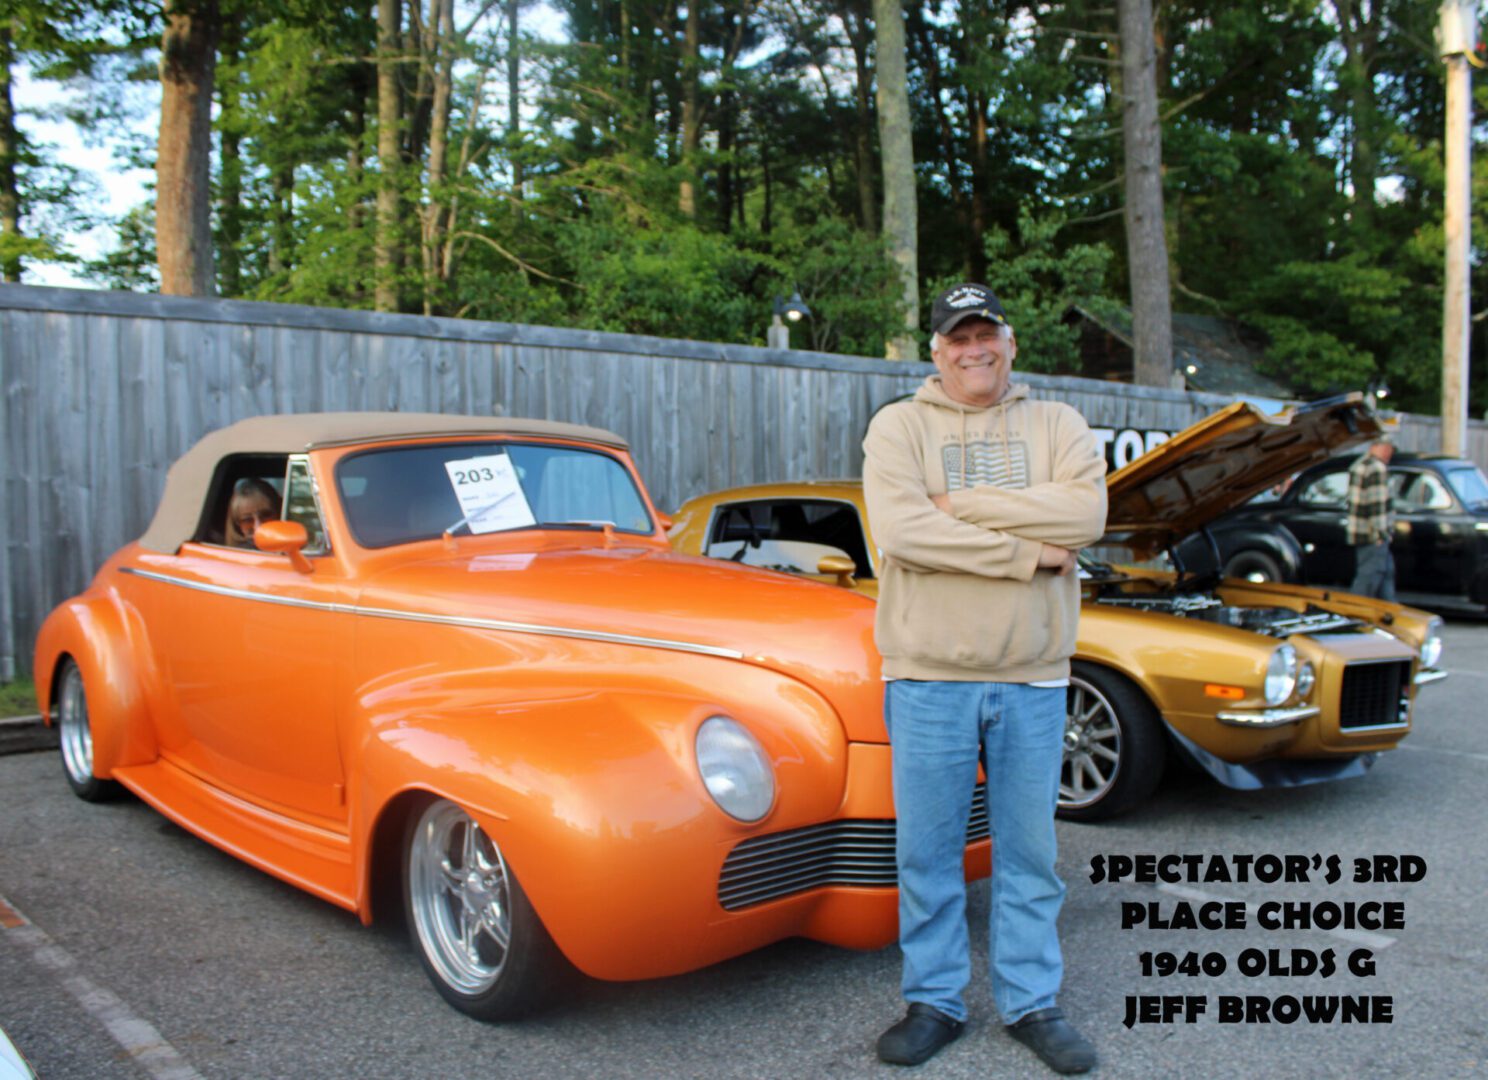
[930,283,1008,335]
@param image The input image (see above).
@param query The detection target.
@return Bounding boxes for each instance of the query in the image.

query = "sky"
[16,64,156,288]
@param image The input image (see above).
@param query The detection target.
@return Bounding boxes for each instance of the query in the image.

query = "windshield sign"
[337,442,653,547]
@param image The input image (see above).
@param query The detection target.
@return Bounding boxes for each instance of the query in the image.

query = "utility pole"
[1439,1,1476,456]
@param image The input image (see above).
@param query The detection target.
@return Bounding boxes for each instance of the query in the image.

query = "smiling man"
[863,283,1107,1074]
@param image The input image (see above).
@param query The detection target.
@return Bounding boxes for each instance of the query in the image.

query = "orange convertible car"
[34,414,958,1019]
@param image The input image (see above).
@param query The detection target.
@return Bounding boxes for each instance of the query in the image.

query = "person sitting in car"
[225,478,281,548]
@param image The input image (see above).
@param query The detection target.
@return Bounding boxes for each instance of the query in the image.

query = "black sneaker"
[876,1002,965,1066]
[1007,1007,1097,1074]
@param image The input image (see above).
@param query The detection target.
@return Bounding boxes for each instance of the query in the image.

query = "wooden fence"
[3,283,1484,679]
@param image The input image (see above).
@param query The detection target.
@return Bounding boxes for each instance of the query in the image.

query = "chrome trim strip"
[120,567,745,659]
[123,567,348,612]
[285,453,332,557]
[1336,720,1409,733]
[1414,668,1449,687]
[1215,704,1320,728]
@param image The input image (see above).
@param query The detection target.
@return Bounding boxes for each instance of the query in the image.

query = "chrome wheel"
[1058,662,1165,822]
[407,800,513,995]
[55,658,121,802]
[1061,675,1121,810]
[58,662,94,787]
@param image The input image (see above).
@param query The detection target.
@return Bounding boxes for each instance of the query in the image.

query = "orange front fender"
[345,650,853,981]
[33,590,160,775]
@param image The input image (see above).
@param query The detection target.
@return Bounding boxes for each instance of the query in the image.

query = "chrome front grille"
[1339,659,1412,730]
[718,784,989,910]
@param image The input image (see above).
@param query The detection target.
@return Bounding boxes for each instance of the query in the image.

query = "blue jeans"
[1350,541,1396,601]
[884,679,1067,1025]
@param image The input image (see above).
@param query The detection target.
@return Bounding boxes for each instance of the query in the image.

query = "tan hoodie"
[862,376,1108,682]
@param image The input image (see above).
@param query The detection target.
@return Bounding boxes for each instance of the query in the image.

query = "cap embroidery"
[945,286,989,308]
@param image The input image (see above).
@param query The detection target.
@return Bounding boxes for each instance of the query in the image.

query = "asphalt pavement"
[1,622,1484,1079]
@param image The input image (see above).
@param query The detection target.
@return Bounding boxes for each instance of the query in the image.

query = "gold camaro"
[669,396,1446,821]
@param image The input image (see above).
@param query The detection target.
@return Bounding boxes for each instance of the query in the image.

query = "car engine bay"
[1092,594,1363,638]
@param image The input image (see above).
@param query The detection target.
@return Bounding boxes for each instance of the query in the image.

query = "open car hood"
[1102,393,1382,557]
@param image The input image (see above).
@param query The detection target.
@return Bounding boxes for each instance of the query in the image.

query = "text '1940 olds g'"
[669,395,1448,822]
[35,413,970,1019]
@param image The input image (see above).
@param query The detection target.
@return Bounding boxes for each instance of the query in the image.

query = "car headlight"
[1294,660,1315,701]
[695,716,775,822]
[1420,619,1444,669]
[1264,644,1298,706]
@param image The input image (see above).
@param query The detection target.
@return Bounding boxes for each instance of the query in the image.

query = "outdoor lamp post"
[768,291,812,349]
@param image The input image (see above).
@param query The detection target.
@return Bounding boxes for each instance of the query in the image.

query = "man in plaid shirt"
[1346,439,1396,599]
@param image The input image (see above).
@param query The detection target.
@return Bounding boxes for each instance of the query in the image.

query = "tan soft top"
[139,412,629,553]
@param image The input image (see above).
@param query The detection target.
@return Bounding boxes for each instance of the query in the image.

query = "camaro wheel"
[403,798,572,1020]
[56,659,121,802]
[1223,549,1284,583]
[1057,662,1164,822]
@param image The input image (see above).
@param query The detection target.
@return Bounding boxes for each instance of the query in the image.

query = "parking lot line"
[0,892,204,1080]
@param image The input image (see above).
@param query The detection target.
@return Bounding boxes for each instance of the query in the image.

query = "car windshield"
[337,441,653,548]
[1444,464,1488,509]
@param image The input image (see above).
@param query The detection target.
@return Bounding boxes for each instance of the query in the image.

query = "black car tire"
[1222,549,1284,583]
[55,659,124,803]
[403,797,574,1020]
[1057,662,1165,822]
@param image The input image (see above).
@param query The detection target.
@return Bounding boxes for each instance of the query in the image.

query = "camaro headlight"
[1421,619,1444,669]
[1264,644,1298,706]
[1295,660,1315,701]
[695,716,775,822]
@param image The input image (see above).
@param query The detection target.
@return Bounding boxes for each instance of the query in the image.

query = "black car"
[1193,452,1488,613]
[1173,513,1306,584]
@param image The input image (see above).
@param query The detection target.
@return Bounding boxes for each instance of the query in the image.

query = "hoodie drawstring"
[958,409,968,488]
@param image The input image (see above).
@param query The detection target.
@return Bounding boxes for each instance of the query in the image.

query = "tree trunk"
[1336,0,1380,235]
[375,0,403,311]
[679,0,700,217]
[422,0,454,313]
[216,12,243,297]
[405,0,433,167]
[157,0,221,296]
[908,9,968,259]
[1117,0,1172,387]
[507,0,523,197]
[845,4,876,235]
[0,26,21,283]
[760,131,772,235]
[717,89,735,231]
[968,89,987,283]
[268,164,293,277]
[873,0,918,361]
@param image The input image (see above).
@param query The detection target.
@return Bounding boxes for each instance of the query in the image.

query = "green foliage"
[1239,252,1438,408]
[967,209,1114,373]
[0,229,68,267]
[2,0,156,278]
[0,146,97,270]
[559,218,772,340]
[757,213,907,356]
[85,202,155,289]
[1245,315,1377,398]
[0,676,37,718]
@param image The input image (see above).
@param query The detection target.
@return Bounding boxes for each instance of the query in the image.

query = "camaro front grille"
[717,784,989,910]
[1338,660,1412,730]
